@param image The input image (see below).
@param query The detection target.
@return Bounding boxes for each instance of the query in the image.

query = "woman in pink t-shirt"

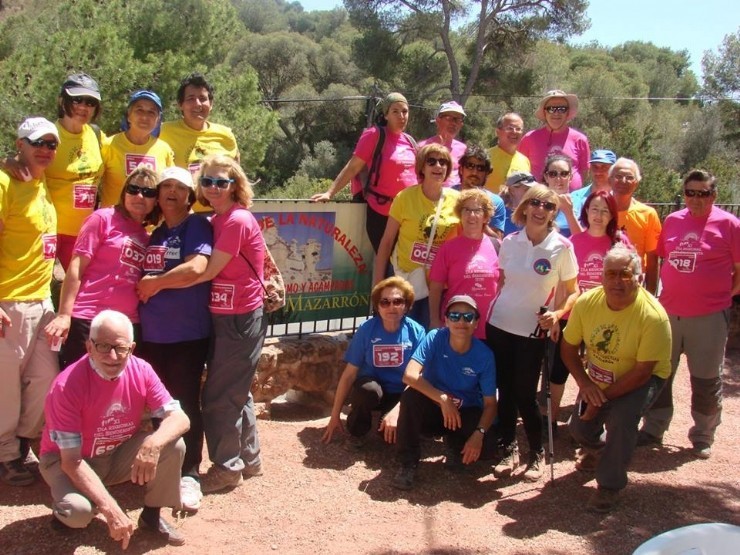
[45,166,159,369]
[189,154,268,493]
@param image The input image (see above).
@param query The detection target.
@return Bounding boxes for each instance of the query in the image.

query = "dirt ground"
[1,352,738,555]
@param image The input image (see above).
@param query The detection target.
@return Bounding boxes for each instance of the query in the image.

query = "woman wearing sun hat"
[518,90,591,192]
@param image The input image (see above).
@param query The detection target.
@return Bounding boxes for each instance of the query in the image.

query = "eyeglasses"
[379,297,405,308]
[91,340,132,357]
[545,170,571,179]
[24,138,59,151]
[200,176,234,189]
[604,268,635,282]
[544,106,568,114]
[684,189,713,198]
[125,183,157,198]
[612,174,636,183]
[446,311,477,323]
[463,162,487,172]
[71,97,99,108]
[425,157,449,167]
[528,198,557,211]
[461,207,484,216]
[440,115,464,124]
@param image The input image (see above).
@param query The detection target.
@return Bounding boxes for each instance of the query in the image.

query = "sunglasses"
[446,311,477,323]
[684,189,713,198]
[545,105,568,114]
[71,97,99,108]
[379,297,405,308]
[528,198,557,211]
[425,157,450,167]
[604,268,634,282]
[200,176,234,189]
[463,162,487,172]
[545,170,571,179]
[24,138,58,151]
[125,183,158,198]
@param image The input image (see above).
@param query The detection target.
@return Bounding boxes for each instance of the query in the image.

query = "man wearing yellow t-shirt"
[0,118,60,487]
[485,113,530,194]
[562,244,671,513]
[99,90,174,207]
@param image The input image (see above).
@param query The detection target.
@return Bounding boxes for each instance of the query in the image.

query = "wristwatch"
[475,427,486,435]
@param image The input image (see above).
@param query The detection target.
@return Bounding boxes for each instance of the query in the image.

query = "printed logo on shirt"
[73,184,97,209]
[42,234,57,260]
[592,325,617,355]
[210,283,235,310]
[533,258,552,275]
[120,237,146,270]
[461,366,476,377]
[372,344,403,367]
[143,245,167,273]
[588,362,615,385]
[125,154,157,175]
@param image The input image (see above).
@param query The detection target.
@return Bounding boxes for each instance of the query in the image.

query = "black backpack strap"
[363,125,386,198]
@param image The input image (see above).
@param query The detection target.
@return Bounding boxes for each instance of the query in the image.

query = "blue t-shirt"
[139,214,213,343]
[554,209,571,238]
[344,316,426,394]
[570,183,592,223]
[503,206,523,237]
[452,186,506,233]
[411,327,496,408]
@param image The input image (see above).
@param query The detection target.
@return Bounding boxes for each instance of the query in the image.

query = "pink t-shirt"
[571,232,615,291]
[41,355,173,458]
[353,126,418,216]
[418,136,467,188]
[72,207,149,322]
[518,126,590,191]
[658,206,740,317]
[209,204,265,315]
[430,235,500,339]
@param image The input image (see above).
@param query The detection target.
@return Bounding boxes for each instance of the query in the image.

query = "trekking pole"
[530,306,555,484]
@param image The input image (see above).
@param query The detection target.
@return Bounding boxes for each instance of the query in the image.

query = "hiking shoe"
[179,477,202,513]
[0,457,35,486]
[200,465,243,494]
[691,442,712,459]
[523,450,544,482]
[138,515,186,546]
[391,466,416,490]
[493,443,519,478]
[242,461,264,478]
[587,487,619,513]
[19,438,39,473]
[575,448,599,472]
[443,443,464,472]
[636,430,663,447]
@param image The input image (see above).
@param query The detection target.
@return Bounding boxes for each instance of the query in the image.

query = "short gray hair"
[608,157,642,182]
[604,243,642,276]
[90,310,134,342]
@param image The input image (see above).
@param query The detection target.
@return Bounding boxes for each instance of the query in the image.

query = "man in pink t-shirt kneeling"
[39,310,190,548]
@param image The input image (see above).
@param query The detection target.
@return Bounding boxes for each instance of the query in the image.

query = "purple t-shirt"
[430,235,500,339]
[41,354,173,458]
[72,207,149,322]
[658,206,740,317]
[139,214,213,343]
[418,136,467,187]
[518,126,590,191]
[209,204,265,315]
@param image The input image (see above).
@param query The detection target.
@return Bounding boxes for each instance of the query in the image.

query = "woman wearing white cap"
[518,90,591,192]
[136,166,213,513]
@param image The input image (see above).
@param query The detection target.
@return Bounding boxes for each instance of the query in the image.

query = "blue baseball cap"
[127,89,163,112]
[590,149,616,165]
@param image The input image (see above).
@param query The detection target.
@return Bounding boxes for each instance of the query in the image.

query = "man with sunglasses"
[39,310,190,547]
[485,112,531,194]
[453,145,506,238]
[392,295,496,490]
[562,244,671,513]
[0,117,59,487]
[418,101,467,187]
[638,170,740,459]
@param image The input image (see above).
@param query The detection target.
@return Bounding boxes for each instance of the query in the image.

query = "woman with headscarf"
[518,90,590,192]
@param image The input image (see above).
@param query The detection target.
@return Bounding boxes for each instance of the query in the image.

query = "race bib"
[42,234,57,260]
[143,245,167,273]
[210,283,235,310]
[409,241,440,265]
[372,344,403,368]
[73,184,97,209]
[91,434,131,457]
[119,237,146,270]
[188,162,202,176]
[588,362,615,385]
[667,251,696,273]
[125,154,157,174]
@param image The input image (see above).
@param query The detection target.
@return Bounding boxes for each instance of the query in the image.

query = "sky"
[297,0,738,80]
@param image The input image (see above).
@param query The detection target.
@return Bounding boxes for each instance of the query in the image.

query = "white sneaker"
[180,476,202,513]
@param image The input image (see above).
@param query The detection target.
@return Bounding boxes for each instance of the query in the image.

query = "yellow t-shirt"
[46,122,104,236]
[0,172,57,301]
[99,133,175,207]
[485,146,531,194]
[388,185,460,273]
[564,286,671,389]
